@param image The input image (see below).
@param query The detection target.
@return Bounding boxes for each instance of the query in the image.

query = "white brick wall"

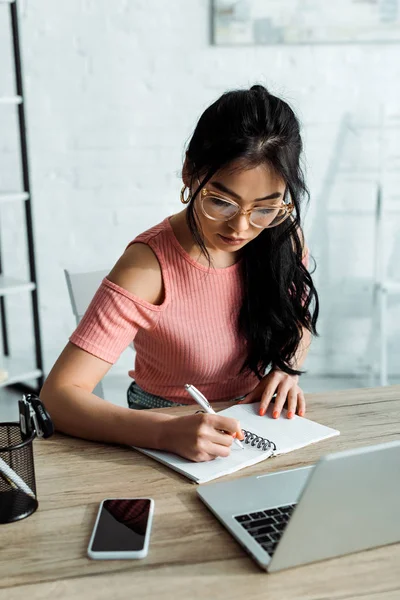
[0,0,399,380]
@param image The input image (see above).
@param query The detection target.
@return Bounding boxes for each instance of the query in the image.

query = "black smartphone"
[87,498,154,560]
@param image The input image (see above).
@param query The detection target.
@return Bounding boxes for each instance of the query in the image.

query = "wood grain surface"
[1,385,399,600]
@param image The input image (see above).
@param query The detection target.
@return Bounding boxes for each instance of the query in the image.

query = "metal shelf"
[0,355,42,388]
[0,275,36,296]
[0,191,29,203]
[0,0,44,393]
[0,95,22,104]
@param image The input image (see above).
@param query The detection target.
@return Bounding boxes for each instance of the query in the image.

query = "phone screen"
[91,498,152,552]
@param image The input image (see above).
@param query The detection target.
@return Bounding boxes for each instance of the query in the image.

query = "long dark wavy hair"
[184,84,319,379]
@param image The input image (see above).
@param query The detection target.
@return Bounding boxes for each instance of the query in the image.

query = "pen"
[0,469,18,491]
[184,384,245,450]
[0,457,35,498]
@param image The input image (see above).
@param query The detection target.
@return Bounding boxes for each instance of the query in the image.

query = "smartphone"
[87,498,154,560]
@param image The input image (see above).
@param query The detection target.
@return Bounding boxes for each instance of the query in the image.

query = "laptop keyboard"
[234,504,297,556]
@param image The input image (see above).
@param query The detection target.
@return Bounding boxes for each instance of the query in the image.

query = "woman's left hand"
[239,370,305,419]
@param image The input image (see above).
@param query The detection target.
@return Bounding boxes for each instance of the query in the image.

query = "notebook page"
[135,440,273,484]
[134,402,339,484]
[219,402,340,455]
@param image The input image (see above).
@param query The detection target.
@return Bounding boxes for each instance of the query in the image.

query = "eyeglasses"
[199,187,294,229]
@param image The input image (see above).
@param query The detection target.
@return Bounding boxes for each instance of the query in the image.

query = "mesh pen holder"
[0,423,38,524]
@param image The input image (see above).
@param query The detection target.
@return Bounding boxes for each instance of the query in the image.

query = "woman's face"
[190,162,287,255]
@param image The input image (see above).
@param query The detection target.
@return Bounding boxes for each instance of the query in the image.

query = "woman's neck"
[169,210,241,269]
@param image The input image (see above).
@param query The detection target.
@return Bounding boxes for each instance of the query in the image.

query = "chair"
[64,269,135,400]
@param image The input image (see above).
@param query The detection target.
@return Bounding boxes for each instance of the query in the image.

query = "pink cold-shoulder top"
[70,216,308,404]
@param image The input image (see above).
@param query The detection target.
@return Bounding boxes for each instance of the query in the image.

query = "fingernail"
[238,430,245,440]
[272,410,279,419]
[298,410,304,417]
[232,432,237,438]
[287,411,294,419]
[259,408,266,417]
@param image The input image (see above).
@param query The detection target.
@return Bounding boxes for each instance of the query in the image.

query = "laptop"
[197,440,400,571]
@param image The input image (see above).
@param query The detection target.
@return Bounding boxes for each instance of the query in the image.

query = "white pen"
[0,457,35,498]
[184,384,245,450]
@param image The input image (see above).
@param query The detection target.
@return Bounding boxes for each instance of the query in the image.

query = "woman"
[40,85,319,462]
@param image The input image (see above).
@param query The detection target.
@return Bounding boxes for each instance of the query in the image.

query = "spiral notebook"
[133,402,340,484]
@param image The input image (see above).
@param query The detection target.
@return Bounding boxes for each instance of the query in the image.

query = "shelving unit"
[0,0,44,392]
[310,110,400,384]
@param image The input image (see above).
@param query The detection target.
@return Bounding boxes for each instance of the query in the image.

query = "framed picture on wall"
[212,0,400,45]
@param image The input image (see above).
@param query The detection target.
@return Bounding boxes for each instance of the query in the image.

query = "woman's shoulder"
[130,217,170,246]
[107,240,165,307]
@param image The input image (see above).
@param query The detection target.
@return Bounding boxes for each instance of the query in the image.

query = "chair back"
[64,269,108,324]
[64,268,109,400]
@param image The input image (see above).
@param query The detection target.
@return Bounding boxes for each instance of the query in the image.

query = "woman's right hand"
[160,413,244,462]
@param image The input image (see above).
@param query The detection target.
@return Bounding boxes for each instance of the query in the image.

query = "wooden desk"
[1,385,400,600]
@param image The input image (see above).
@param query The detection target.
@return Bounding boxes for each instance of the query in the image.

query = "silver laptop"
[197,440,400,571]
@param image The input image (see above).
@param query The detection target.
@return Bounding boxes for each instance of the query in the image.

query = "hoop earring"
[180,186,192,204]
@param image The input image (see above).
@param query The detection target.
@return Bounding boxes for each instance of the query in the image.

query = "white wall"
[0,0,399,379]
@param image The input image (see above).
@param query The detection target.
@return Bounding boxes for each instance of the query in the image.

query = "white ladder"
[369,112,400,386]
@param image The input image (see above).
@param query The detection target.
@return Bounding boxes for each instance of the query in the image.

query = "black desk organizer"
[0,394,54,524]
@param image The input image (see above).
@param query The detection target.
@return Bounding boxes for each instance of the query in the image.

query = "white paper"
[134,402,339,484]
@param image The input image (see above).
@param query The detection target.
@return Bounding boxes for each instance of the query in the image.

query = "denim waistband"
[127,381,187,410]
[126,381,246,410]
